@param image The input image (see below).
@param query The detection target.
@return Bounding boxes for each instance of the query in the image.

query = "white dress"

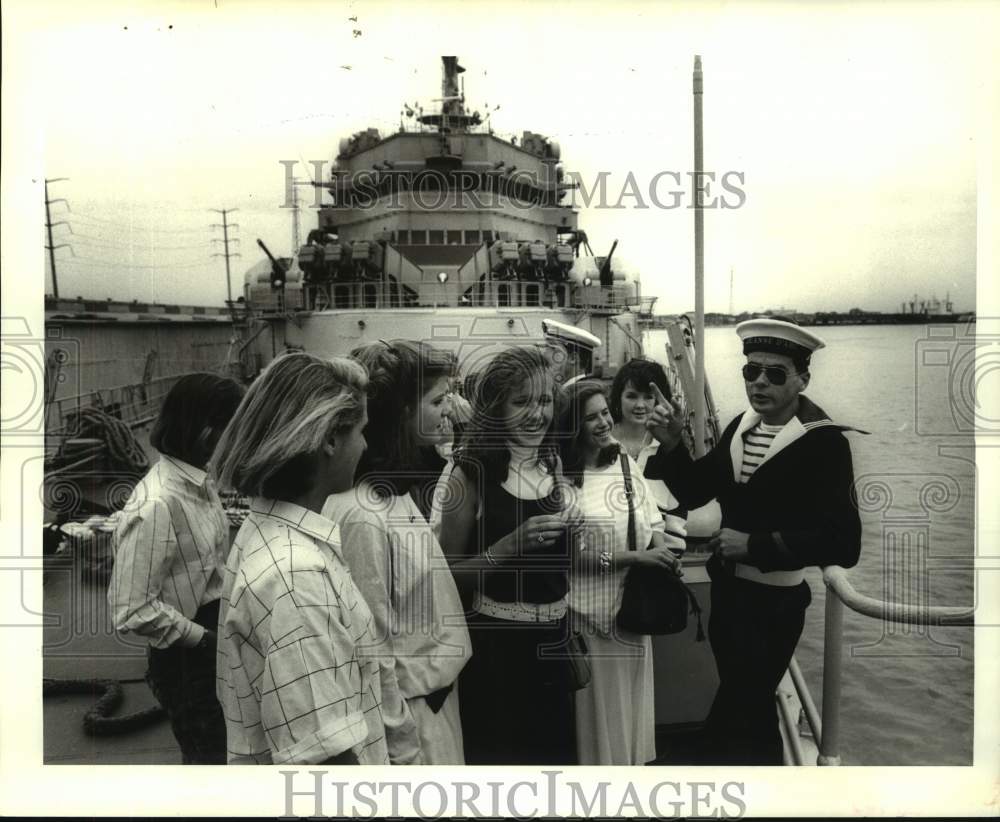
[567,453,677,765]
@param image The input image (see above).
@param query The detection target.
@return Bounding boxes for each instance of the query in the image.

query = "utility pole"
[45,178,71,298]
[210,208,241,303]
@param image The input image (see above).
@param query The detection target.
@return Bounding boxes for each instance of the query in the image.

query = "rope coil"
[42,678,165,736]
[52,407,150,474]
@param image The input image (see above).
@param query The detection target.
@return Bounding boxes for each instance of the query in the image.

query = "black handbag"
[615,454,704,639]
[539,630,592,692]
[564,631,592,691]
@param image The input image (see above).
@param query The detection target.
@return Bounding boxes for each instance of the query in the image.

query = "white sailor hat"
[541,318,602,350]
[736,318,825,364]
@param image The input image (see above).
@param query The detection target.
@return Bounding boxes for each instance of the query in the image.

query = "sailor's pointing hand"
[645,382,685,448]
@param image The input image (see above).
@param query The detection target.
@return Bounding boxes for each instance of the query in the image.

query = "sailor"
[643,318,864,764]
[541,318,602,389]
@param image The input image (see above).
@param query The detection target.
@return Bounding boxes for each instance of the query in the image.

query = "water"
[644,323,975,765]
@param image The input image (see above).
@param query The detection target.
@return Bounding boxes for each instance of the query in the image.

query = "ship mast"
[692,55,707,457]
[441,56,465,117]
[417,57,481,132]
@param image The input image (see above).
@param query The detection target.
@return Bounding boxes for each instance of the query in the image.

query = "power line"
[67,209,212,235]
[69,233,215,251]
[210,208,241,303]
[67,257,213,270]
[45,178,71,298]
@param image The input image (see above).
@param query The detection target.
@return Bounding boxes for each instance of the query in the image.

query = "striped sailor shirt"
[739,421,785,483]
[108,455,229,649]
[216,498,389,766]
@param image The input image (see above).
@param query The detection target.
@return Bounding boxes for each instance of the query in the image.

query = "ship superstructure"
[243,57,644,376]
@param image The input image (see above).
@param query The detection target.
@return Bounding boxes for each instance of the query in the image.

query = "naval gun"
[597,239,619,288]
[257,239,287,289]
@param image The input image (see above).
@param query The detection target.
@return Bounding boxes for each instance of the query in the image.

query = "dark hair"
[351,339,455,497]
[608,358,671,422]
[454,345,559,490]
[557,380,620,488]
[150,372,244,468]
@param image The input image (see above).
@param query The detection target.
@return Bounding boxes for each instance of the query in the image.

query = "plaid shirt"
[108,456,228,648]
[216,498,389,765]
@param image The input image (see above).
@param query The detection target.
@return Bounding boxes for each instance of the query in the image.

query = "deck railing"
[782,564,974,765]
[252,280,641,314]
[45,374,184,441]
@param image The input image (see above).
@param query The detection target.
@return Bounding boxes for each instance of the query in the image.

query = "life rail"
[782,564,974,766]
[252,279,641,315]
[46,374,184,440]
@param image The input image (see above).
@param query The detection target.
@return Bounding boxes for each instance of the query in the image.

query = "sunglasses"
[742,363,801,386]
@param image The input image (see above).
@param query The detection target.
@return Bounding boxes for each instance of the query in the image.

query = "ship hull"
[251,305,643,378]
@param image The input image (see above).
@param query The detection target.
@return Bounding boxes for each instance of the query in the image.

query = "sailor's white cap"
[736,318,825,361]
[541,318,602,350]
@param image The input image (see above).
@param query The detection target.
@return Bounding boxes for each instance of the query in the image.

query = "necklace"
[613,424,650,460]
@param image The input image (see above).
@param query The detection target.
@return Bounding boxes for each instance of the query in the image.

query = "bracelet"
[599,550,612,572]
[484,545,500,567]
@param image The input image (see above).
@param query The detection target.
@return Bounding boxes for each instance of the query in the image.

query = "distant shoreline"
[642,313,976,329]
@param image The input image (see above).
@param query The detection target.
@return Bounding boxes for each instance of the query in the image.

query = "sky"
[6,0,993,314]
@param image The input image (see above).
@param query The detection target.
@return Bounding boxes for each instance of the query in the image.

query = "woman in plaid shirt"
[212,353,405,765]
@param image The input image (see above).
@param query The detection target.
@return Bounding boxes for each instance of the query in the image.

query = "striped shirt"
[216,498,389,766]
[108,455,228,649]
[739,421,784,483]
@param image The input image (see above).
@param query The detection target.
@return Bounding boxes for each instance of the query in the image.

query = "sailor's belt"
[732,562,805,587]
[474,591,567,623]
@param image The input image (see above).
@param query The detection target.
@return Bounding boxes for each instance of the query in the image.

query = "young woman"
[109,372,244,764]
[609,359,688,547]
[211,352,396,765]
[558,380,683,765]
[438,344,580,765]
[322,340,471,764]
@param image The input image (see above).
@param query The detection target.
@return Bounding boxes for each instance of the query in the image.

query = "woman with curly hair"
[438,344,581,765]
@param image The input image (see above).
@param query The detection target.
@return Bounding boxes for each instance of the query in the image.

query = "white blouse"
[566,454,676,635]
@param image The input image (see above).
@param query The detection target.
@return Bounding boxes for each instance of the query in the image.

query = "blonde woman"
[212,352,412,765]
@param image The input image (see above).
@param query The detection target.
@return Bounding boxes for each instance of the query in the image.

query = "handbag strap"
[619,451,637,552]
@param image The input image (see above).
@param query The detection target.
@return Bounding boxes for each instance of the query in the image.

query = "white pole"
[693,55,707,457]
